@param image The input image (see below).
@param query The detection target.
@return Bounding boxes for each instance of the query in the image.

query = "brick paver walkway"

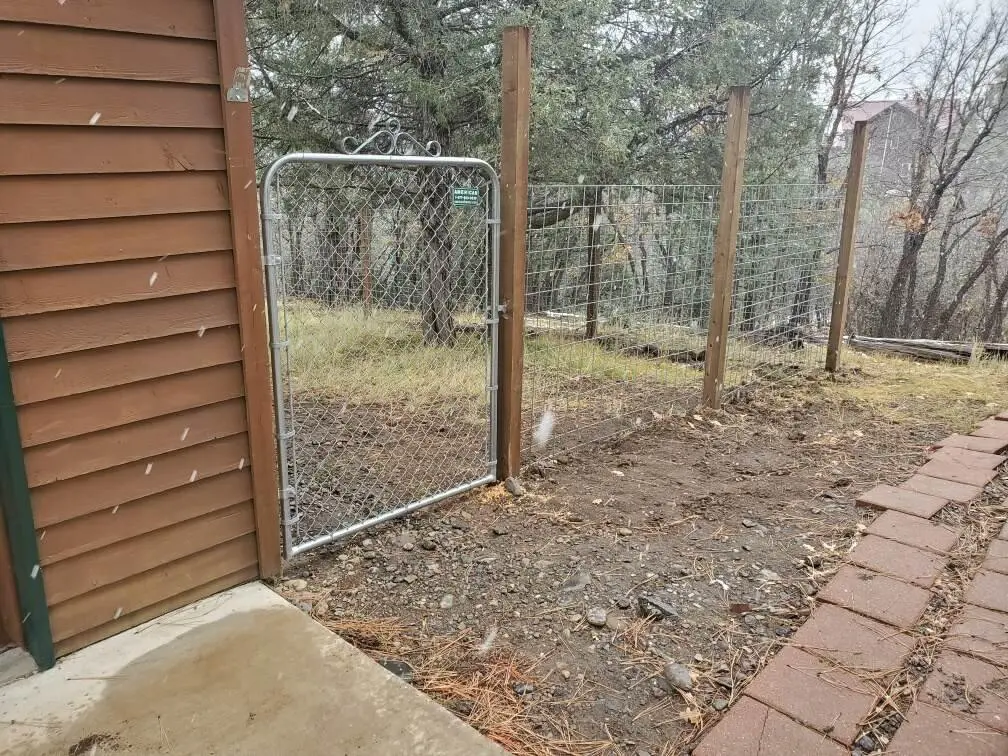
[693,414,1008,755]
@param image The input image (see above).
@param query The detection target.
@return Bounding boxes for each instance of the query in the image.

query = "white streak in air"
[30,565,39,579]
[286,105,299,122]
[533,409,555,448]
[244,180,253,190]
[476,626,498,656]
[114,607,123,620]
[54,369,62,379]
[238,457,246,470]
[180,427,190,441]
[112,505,119,514]
[149,271,158,287]
[158,255,168,262]
[89,112,101,125]
[145,462,153,475]
[39,530,46,541]
[190,470,198,482]
[198,326,206,338]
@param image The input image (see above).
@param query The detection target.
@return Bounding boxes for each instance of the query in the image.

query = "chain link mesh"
[263,156,497,555]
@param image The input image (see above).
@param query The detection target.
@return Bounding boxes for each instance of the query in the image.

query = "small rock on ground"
[284,578,308,592]
[379,659,414,682]
[638,594,679,621]
[439,594,454,609]
[616,527,633,536]
[712,698,729,711]
[663,662,693,691]
[586,607,608,627]
[562,571,592,592]
[505,477,526,497]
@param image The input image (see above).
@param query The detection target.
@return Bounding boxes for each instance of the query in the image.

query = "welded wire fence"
[522,184,719,457]
[262,153,498,556]
[723,184,844,396]
[522,182,843,456]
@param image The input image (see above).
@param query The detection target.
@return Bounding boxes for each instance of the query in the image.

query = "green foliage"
[247,0,839,184]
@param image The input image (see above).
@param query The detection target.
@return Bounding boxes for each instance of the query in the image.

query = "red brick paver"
[887,701,1008,756]
[900,473,983,503]
[918,458,996,487]
[856,484,948,518]
[946,604,1008,666]
[692,696,847,756]
[930,446,1006,470]
[965,570,1008,614]
[973,420,1008,440]
[866,510,958,554]
[790,603,912,672]
[744,647,878,744]
[848,534,946,587]
[920,651,1008,734]
[983,538,1008,575]
[818,564,931,628]
[935,433,1008,454]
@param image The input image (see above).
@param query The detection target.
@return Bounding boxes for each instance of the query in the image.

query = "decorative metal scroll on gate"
[261,128,501,558]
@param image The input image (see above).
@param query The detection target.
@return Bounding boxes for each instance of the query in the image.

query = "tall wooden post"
[702,86,751,410]
[497,26,531,480]
[826,120,869,372]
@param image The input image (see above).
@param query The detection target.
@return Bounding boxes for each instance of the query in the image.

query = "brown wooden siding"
[0,0,279,656]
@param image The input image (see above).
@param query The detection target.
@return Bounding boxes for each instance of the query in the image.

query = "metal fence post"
[826,120,869,373]
[497,26,531,480]
[702,86,751,409]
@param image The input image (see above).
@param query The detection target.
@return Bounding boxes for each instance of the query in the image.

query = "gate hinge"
[264,211,283,222]
[486,218,501,226]
[263,254,283,267]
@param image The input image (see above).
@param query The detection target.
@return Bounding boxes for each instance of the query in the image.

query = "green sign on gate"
[452,186,480,207]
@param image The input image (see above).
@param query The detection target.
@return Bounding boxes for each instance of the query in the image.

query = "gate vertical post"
[497,26,531,480]
[702,86,751,410]
[826,120,869,373]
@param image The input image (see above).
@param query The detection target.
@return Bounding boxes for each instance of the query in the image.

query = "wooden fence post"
[826,120,869,372]
[497,26,531,481]
[702,86,751,410]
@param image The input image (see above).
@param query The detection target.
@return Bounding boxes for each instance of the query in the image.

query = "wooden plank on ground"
[0,212,233,271]
[0,250,235,317]
[24,398,248,487]
[0,172,229,224]
[0,126,226,176]
[3,289,239,362]
[48,534,259,644]
[55,565,258,657]
[11,326,241,405]
[38,469,252,566]
[0,76,222,128]
[213,0,282,577]
[18,362,245,447]
[44,502,255,605]
[0,23,220,84]
[0,0,217,40]
[32,433,250,528]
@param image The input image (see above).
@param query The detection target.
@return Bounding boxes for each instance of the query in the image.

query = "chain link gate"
[261,131,500,558]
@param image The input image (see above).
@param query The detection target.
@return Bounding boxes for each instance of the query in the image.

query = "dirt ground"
[273,361,1006,756]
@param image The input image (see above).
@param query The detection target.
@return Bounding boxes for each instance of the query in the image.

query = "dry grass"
[322,614,615,756]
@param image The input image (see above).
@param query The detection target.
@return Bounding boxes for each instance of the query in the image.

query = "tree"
[876,4,1008,337]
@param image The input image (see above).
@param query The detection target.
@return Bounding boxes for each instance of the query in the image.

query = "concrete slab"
[0,647,36,688]
[0,583,505,756]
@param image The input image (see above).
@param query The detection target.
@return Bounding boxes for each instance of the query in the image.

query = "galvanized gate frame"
[260,151,501,558]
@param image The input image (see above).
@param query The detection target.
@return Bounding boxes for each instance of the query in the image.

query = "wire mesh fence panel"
[523,184,719,458]
[722,183,844,395]
[262,151,499,557]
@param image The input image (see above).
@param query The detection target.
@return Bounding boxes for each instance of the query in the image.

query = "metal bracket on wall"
[226,66,251,103]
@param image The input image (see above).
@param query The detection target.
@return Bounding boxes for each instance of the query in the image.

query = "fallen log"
[847,335,1008,363]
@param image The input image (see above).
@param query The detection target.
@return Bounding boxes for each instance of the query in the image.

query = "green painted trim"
[0,321,53,669]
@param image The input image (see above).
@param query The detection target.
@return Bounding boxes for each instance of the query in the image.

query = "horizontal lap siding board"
[31,434,251,529]
[0,126,227,176]
[0,1,216,39]
[0,23,220,84]
[0,212,233,270]
[10,326,241,405]
[0,76,223,128]
[0,0,273,659]
[0,172,230,224]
